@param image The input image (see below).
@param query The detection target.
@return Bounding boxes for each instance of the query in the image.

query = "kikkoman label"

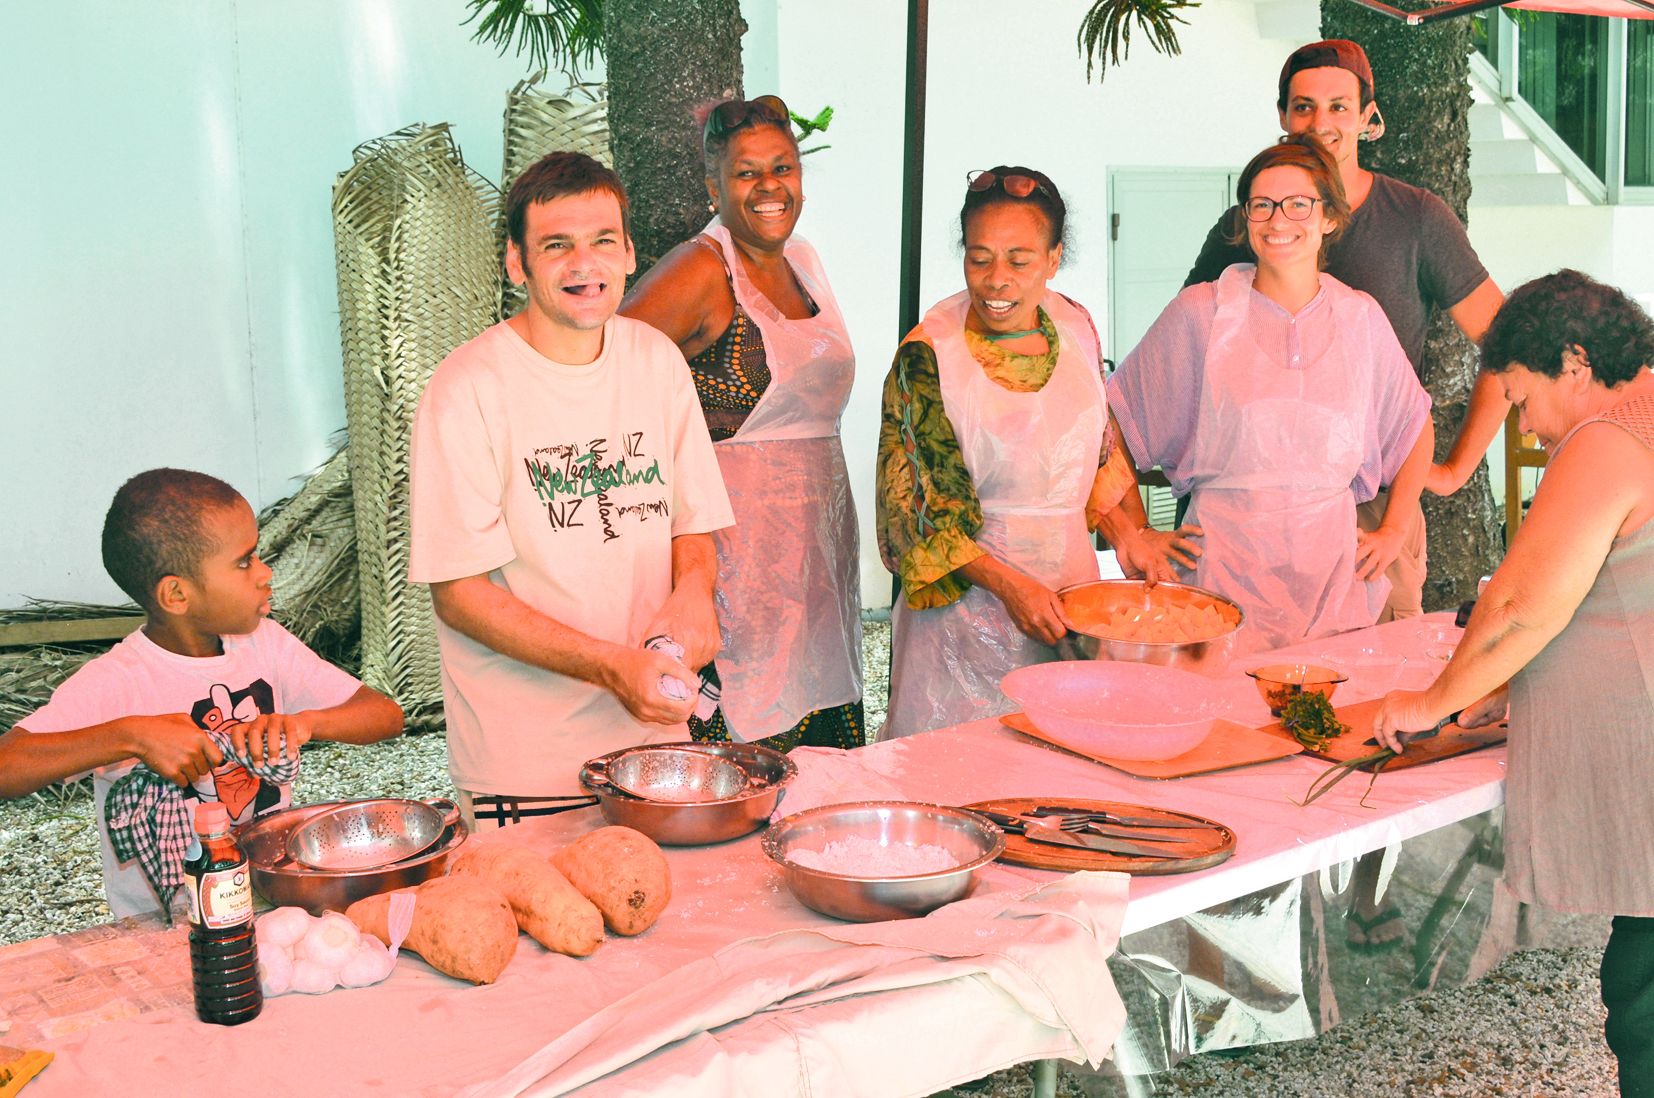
[187,867,254,930]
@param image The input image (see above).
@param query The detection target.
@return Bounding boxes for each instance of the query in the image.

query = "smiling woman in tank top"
[622,95,864,752]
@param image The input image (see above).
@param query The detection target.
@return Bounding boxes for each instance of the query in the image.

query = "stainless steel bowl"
[604,747,749,803]
[287,797,459,871]
[580,740,796,846]
[240,801,467,914]
[1060,579,1244,675]
[761,802,1005,922]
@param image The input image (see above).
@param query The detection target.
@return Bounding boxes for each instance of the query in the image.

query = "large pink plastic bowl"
[1000,660,1219,761]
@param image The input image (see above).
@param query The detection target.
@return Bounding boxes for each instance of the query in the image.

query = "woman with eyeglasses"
[1108,136,1433,652]
[621,95,863,751]
[875,166,1185,737]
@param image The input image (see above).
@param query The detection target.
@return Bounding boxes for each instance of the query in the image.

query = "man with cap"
[1184,38,1507,623]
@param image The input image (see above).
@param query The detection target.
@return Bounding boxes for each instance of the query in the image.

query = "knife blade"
[1021,819,1182,859]
[1083,823,1197,845]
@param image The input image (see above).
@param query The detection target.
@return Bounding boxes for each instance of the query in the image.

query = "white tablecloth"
[19,615,1504,1095]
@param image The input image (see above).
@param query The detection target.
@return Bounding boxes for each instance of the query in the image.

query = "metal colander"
[286,798,460,872]
[605,748,749,804]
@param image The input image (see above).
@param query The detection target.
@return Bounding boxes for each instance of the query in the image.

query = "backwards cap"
[1278,39,1374,109]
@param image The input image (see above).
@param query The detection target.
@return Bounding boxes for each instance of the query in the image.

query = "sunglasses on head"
[965,170,1051,199]
[704,95,790,140]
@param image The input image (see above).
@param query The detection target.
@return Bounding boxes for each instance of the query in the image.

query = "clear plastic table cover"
[1102,807,1517,1078]
[862,613,1573,1083]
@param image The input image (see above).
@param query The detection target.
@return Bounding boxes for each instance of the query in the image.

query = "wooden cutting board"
[1258,698,1507,771]
[966,796,1235,875]
[1001,712,1303,779]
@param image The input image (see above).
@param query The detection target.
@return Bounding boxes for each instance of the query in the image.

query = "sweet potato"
[449,843,603,957]
[346,875,516,984]
[550,826,671,936]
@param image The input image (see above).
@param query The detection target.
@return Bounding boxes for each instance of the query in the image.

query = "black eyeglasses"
[1242,195,1322,222]
[965,170,1051,199]
[704,95,790,140]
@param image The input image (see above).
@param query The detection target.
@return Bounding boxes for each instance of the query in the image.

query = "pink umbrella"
[1347,0,1654,23]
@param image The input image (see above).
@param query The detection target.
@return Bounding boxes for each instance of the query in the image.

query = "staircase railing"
[1472,10,1654,205]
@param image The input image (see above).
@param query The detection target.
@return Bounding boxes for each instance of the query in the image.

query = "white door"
[1107,168,1236,527]
[1107,168,1237,362]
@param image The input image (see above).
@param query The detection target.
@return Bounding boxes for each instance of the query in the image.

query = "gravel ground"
[0,616,1619,1094]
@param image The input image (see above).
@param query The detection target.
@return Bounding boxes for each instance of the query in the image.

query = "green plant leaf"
[791,105,834,140]
[1076,0,1199,84]
[463,0,605,73]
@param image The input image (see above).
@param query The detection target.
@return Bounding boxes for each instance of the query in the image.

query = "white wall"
[1,2,542,606]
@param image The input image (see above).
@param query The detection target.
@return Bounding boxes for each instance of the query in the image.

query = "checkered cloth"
[105,768,193,921]
[104,729,302,922]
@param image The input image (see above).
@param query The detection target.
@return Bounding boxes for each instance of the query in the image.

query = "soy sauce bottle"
[182,801,263,1026]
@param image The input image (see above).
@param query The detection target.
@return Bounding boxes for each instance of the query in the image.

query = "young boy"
[0,469,403,918]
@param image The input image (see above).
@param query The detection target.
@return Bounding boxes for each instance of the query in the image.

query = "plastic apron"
[1182,265,1387,653]
[701,222,862,741]
[882,290,1106,739]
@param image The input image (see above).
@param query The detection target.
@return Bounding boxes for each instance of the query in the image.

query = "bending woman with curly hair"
[1376,269,1654,1098]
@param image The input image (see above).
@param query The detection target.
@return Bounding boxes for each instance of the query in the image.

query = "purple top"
[1112,270,1431,504]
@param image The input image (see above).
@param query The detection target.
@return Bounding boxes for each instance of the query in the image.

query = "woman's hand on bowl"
[1116,524,1203,583]
[995,571,1073,646]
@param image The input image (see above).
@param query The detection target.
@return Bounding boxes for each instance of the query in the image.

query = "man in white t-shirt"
[409,152,734,818]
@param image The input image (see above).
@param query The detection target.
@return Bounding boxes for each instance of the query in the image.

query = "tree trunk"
[1320,1,1504,610]
[604,0,746,275]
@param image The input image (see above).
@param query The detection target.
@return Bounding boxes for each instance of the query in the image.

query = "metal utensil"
[977,809,1088,833]
[1021,819,1188,859]
[287,798,460,872]
[1029,806,1211,830]
[243,802,466,914]
[605,747,748,803]
[762,802,1005,922]
[580,741,796,846]
[978,809,1195,844]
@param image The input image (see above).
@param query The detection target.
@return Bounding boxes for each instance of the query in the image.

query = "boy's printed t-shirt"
[409,318,734,796]
[17,619,362,918]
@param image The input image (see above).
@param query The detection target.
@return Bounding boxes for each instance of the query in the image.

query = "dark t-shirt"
[1183,173,1488,372]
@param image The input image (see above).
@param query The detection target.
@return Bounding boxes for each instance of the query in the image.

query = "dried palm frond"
[257,445,360,670]
[498,72,613,318]
[1,644,103,804]
[0,645,102,733]
[333,123,501,712]
[0,599,139,625]
[1076,0,1198,84]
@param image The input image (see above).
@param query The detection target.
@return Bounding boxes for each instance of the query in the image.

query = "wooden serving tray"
[1258,698,1507,772]
[1001,713,1303,779]
[966,796,1235,875]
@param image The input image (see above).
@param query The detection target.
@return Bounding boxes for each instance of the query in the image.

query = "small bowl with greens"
[1246,663,1348,717]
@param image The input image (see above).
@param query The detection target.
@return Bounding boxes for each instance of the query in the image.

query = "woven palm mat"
[256,444,358,667]
[497,73,612,317]
[333,122,501,712]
